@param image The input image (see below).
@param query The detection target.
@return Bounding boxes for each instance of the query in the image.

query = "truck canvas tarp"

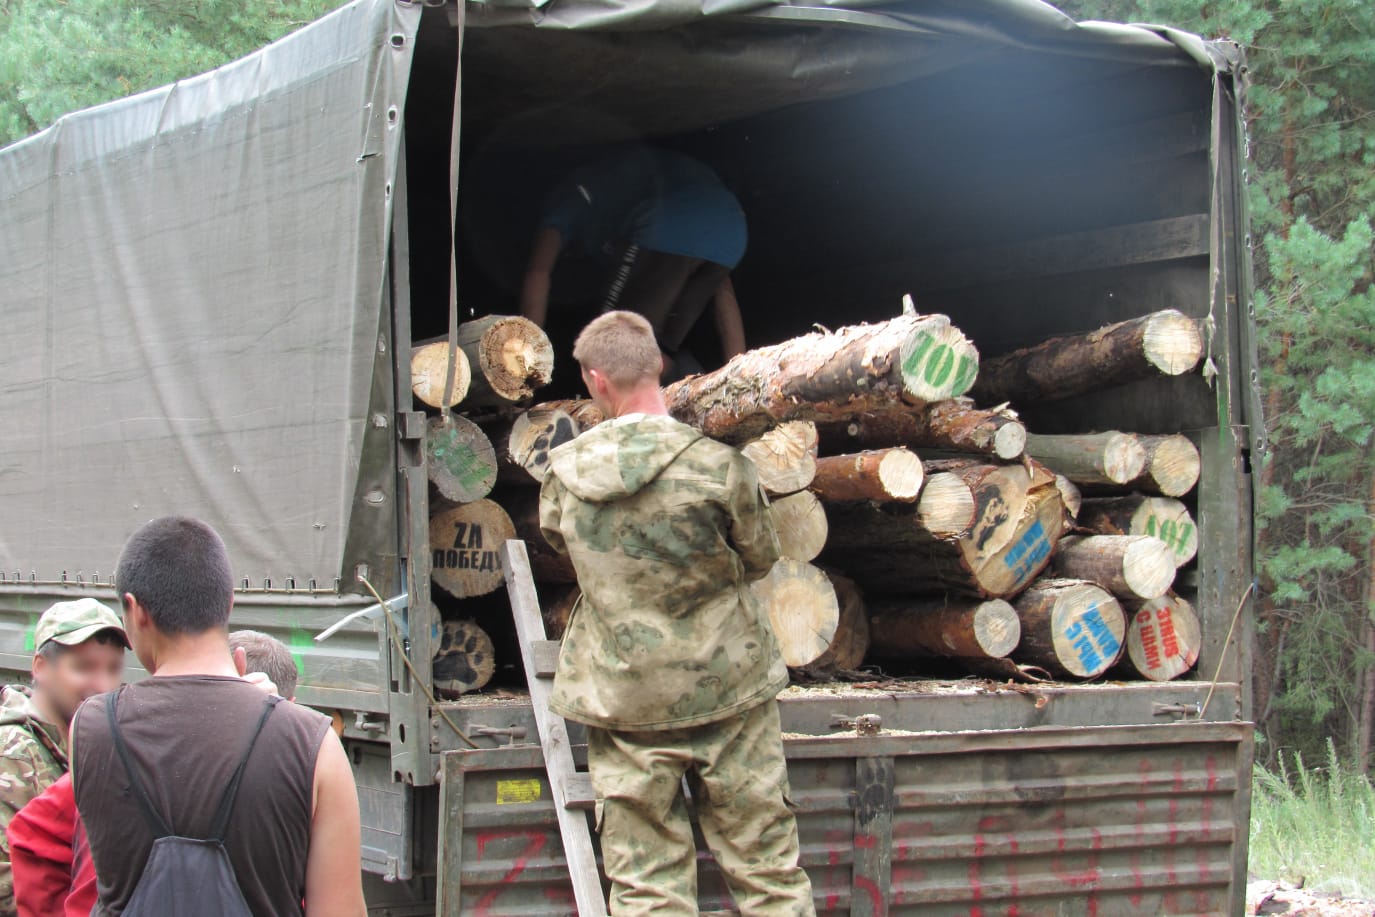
[0,0,1261,913]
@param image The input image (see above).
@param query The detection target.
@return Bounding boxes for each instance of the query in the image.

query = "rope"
[1200,579,1255,719]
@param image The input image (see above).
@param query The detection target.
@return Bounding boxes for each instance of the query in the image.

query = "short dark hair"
[229,630,299,700]
[36,629,127,661]
[116,517,234,636]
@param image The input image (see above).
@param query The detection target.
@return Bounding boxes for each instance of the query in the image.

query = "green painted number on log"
[1146,516,1194,555]
[951,355,977,394]
[902,332,935,379]
[924,344,955,388]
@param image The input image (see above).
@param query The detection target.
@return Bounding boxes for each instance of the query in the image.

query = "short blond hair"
[572,311,661,386]
[230,629,299,700]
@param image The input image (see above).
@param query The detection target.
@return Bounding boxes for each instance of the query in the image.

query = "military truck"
[0,0,1261,912]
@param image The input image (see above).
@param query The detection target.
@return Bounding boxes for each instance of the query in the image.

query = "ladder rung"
[563,772,596,811]
[531,640,561,679]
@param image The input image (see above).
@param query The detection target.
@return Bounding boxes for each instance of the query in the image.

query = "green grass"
[1248,740,1375,899]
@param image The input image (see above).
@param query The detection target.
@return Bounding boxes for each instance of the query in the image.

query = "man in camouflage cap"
[0,598,127,916]
[540,311,813,915]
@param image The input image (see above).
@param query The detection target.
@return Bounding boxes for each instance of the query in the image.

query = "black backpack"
[106,691,280,917]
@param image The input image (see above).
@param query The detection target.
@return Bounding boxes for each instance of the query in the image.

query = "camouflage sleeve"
[726,455,781,583]
[0,743,57,917]
[538,475,570,558]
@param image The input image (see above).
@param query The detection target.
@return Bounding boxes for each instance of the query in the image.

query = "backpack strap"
[106,691,173,839]
[208,695,281,843]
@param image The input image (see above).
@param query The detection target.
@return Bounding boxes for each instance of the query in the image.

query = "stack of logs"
[416,307,1207,696]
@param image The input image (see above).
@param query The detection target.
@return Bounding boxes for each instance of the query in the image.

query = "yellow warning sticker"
[496,779,542,805]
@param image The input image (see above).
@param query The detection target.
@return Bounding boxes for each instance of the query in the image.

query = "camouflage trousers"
[587,699,815,916]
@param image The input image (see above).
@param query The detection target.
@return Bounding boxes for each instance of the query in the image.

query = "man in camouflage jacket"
[0,599,128,915]
[540,311,814,915]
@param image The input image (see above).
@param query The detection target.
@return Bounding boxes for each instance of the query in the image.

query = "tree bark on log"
[432,617,496,697]
[1079,496,1198,567]
[453,315,555,408]
[1023,431,1147,487]
[815,399,1025,461]
[411,342,472,409]
[801,572,870,675]
[429,498,516,598]
[425,415,498,503]
[741,421,818,496]
[1085,434,1201,497]
[969,309,1204,407]
[1013,578,1126,679]
[868,596,1021,660]
[821,460,1064,598]
[769,491,829,563]
[749,559,840,668]
[663,314,979,443]
[486,407,580,485]
[542,585,581,641]
[506,489,578,584]
[1120,593,1202,681]
[810,449,925,504]
[1050,534,1176,601]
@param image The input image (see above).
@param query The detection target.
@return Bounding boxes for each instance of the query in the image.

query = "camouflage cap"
[34,598,130,651]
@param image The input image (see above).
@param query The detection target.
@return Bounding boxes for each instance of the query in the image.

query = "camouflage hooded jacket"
[0,685,68,915]
[539,412,788,731]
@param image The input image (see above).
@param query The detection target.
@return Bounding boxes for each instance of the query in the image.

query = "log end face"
[898,317,980,403]
[877,448,925,501]
[916,472,977,538]
[1104,433,1149,484]
[411,342,472,408]
[1047,582,1125,679]
[483,316,555,399]
[432,618,496,697]
[1122,536,1178,600]
[1126,594,1201,681]
[1143,310,1205,375]
[993,421,1027,460]
[751,559,840,668]
[1147,434,1202,496]
[973,600,1021,658]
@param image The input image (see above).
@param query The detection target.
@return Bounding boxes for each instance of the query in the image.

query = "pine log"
[536,399,607,430]
[454,315,555,408]
[429,499,516,598]
[543,585,581,641]
[1051,534,1176,601]
[1055,475,1083,521]
[914,472,978,538]
[1013,579,1126,679]
[821,460,1065,598]
[741,421,818,496]
[810,449,925,504]
[432,618,496,697]
[816,399,1025,460]
[1088,434,1201,497]
[1079,496,1198,567]
[749,559,841,668]
[411,342,472,409]
[663,314,979,443]
[804,572,870,674]
[969,309,1204,407]
[1023,431,1147,487]
[506,489,578,584]
[868,596,1021,660]
[1121,593,1202,681]
[769,491,829,563]
[425,415,498,503]
[487,407,580,485]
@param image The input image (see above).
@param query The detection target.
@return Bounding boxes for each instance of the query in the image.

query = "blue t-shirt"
[540,149,747,269]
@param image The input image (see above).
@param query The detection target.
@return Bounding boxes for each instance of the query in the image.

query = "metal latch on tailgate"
[831,714,883,736]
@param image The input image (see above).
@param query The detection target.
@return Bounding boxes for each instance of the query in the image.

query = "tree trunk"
[432,617,496,697]
[868,596,1021,660]
[486,406,580,485]
[543,585,581,641]
[1023,431,1147,487]
[769,491,829,563]
[1013,578,1126,679]
[809,448,924,504]
[663,313,979,443]
[822,460,1064,598]
[914,471,977,538]
[429,499,516,598]
[453,315,555,408]
[741,421,818,496]
[1079,496,1198,567]
[1083,434,1201,498]
[506,489,578,584]
[411,341,472,409]
[1120,593,1202,682]
[801,572,870,675]
[969,309,1204,407]
[750,559,841,668]
[1050,535,1176,601]
[425,414,498,504]
[815,398,1025,460]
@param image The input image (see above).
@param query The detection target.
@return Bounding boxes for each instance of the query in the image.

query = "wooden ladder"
[499,539,608,916]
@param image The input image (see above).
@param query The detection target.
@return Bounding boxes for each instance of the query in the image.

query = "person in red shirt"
[6,774,92,917]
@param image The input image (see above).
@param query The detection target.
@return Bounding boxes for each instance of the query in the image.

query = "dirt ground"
[1249,881,1375,916]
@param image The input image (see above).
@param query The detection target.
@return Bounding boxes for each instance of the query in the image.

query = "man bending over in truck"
[520,147,748,381]
[539,311,814,915]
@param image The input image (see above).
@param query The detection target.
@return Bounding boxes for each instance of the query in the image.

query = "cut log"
[506,489,578,585]
[1079,496,1198,567]
[429,499,516,598]
[750,559,840,668]
[425,415,498,503]
[663,313,979,443]
[769,491,829,563]
[536,399,607,430]
[1091,434,1202,497]
[822,460,1065,598]
[1055,475,1083,521]
[741,421,818,496]
[868,597,1021,660]
[1051,535,1176,601]
[816,399,1025,461]
[804,572,870,674]
[487,407,580,485]
[969,309,1204,407]
[432,618,496,697]
[810,449,925,504]
[914,472,977,538]
[543,585,581,641]
[1121,593,1202,681]
[455,315,555,408]
[1023,431,1147,487]
[1013,579,1126,679]
[411,342,472,409]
